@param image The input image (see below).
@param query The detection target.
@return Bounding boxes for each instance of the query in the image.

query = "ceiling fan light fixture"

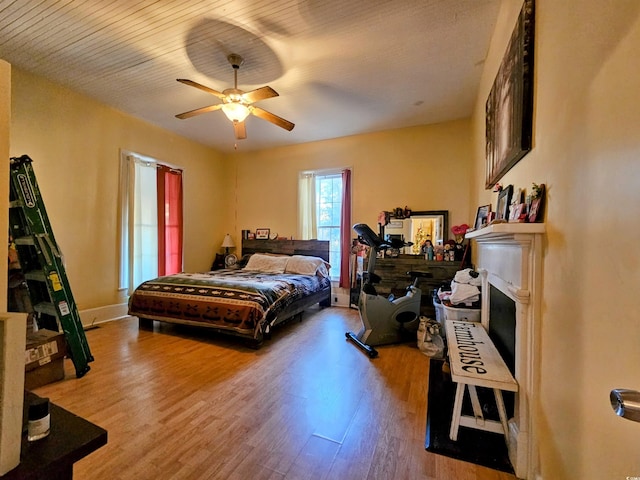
[176,52,294,137]
[221,102,250,123]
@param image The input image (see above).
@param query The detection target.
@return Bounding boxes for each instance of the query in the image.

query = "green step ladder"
[9,154,93,378]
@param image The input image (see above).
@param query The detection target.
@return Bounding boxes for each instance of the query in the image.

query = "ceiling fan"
[175,53,294,140]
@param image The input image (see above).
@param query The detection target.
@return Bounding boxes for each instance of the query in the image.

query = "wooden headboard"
[242,239,330,262]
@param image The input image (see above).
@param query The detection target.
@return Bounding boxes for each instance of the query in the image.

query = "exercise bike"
[346,223,432,358]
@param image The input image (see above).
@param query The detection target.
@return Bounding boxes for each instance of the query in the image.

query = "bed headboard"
[242,239,330,262]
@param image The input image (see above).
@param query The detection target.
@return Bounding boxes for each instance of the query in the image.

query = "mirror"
[382,210,448,255]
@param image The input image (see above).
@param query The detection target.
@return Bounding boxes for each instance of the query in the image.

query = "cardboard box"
[24,329,66,390]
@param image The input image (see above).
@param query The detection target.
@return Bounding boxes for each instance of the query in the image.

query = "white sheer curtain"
[120,154,159,293]
[298,172,316,240]
[132,161,158,290]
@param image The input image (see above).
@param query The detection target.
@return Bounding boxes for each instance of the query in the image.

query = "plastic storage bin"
[441,304,481,322]
[434,301,444,324]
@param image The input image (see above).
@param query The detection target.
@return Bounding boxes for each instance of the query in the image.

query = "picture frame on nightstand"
[255,228,270,240]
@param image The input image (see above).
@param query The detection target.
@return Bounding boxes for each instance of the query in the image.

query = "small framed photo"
[247,232,255,240]
[528,183,546,223]
[255,228,270,240]
[509,203,524,222]
[496,184,514,221]
[474,205,492,230]
[528,200,541,222]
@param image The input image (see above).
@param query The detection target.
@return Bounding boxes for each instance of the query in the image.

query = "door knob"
[610,389,640,422]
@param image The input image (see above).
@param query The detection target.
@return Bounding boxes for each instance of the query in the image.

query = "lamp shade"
[221,234,235,249]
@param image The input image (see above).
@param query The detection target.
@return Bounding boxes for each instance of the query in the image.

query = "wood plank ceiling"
[0,0,501,152]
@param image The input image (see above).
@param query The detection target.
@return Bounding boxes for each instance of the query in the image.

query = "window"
[316,173,342,272]
[299,169,351,286]
[119,152,183,293]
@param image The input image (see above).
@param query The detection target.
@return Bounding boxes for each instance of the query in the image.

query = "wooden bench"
[444,320,518,441]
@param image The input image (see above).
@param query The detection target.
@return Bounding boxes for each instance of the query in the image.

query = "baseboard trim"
[79,303,131,328]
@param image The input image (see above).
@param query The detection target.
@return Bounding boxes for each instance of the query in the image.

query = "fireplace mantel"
[466,222,545,239]
[466,222,545,479]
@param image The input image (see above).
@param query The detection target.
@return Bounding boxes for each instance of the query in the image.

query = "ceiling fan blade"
[233,120,247,140]
[242,86,279,104]
[251,107,295,131]
[177,79,226,100]
[175,104,222,119]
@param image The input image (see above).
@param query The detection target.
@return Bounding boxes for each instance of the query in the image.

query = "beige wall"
[0,61,9,312]
[9,3,640,475]
[10,69,227,311]
[471,1,640,478]
[228,120,474,245]
[8,70,474,313]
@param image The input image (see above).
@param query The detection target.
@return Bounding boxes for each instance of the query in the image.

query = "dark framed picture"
[496,184,514,221]
[474,205,492,230]
[485,0,535,189]
[255,228,270,240]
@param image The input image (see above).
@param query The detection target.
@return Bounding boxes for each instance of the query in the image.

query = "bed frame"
[138,239,332,347]
[242,239,332,326]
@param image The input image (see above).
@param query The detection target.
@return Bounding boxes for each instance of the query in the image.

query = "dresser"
[373,255,463,318]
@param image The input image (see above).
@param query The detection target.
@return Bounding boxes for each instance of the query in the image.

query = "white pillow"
[244,253,289,273]
[285,255,331,277]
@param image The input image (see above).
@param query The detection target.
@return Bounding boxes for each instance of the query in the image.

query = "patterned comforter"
[128,269,330,340]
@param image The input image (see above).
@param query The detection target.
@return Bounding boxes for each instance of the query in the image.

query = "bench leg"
[449,382,465,441]
[468,385,485,427]
[493,388,510,439]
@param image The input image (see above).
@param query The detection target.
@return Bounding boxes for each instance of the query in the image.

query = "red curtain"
[157,165,183,276]
[339,169,352,288]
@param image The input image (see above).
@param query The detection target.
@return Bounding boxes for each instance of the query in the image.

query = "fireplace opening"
[488,284,516,417]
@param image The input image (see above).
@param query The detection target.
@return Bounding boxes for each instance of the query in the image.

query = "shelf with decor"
[466,222,545,239]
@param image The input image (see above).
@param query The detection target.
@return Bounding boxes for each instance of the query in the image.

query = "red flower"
[451,224,469,236]
[451,224,469,244]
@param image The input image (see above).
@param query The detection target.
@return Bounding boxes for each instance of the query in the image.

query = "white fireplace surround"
[466,223,545,479]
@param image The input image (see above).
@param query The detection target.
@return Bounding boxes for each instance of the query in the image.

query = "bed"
[128,239,332,346]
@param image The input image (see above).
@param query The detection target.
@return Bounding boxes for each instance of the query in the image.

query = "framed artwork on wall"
[485,0,535,189]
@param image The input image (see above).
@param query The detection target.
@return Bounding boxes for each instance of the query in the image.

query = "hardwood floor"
[34,307,515,480]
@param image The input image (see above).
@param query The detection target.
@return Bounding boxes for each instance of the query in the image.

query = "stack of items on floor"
[418,269,483,359]
[417,316,445,359]
[433,268,482,326]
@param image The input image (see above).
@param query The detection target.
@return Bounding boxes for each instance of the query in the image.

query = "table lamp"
[221,234,235,254]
